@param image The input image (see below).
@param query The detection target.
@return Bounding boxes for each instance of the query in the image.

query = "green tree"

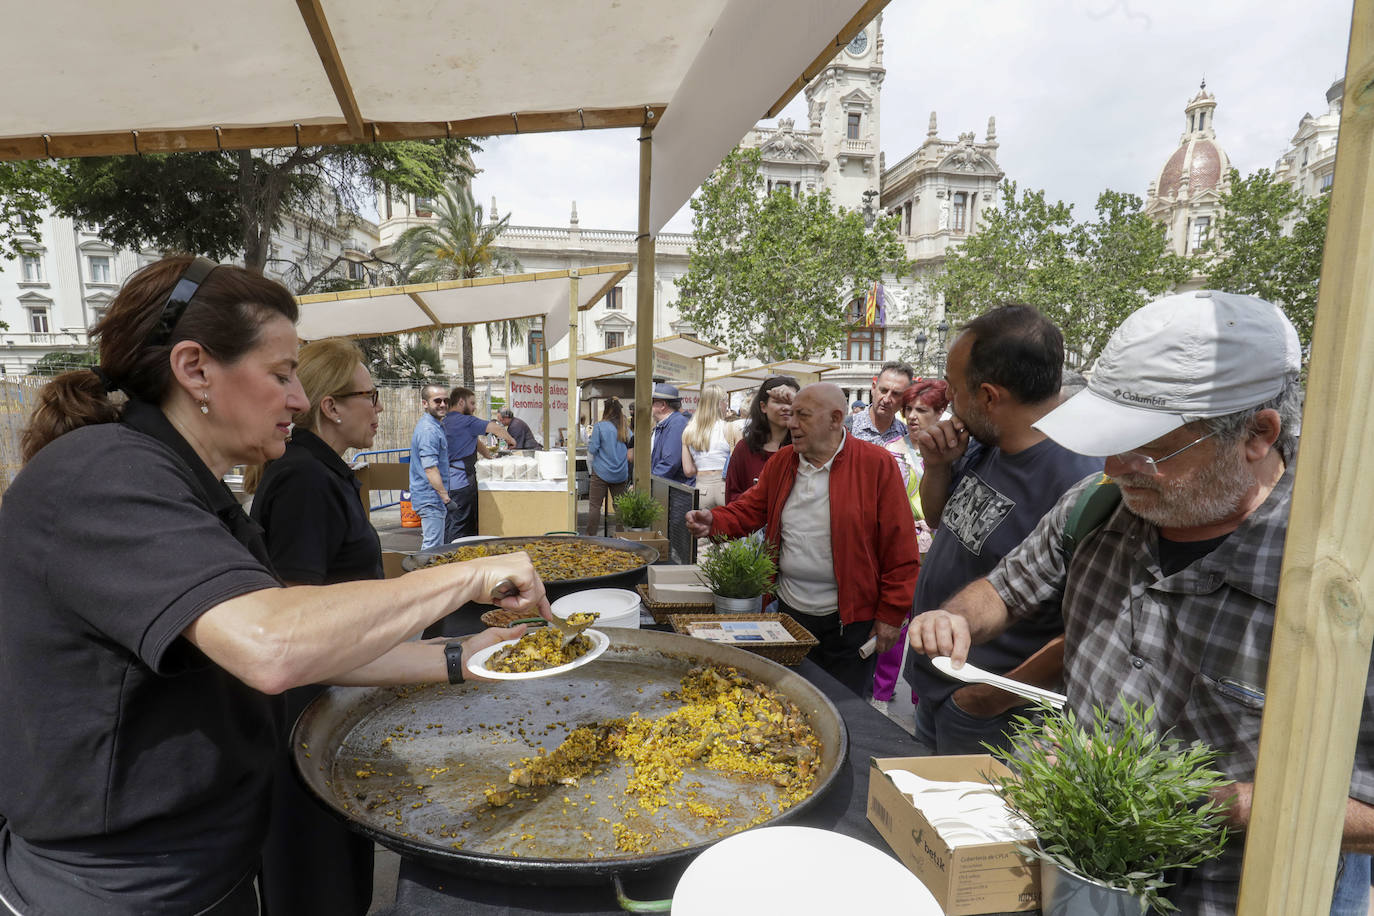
[931,182,1191,365]
[368,338,445,385]
[1204,168,1327,349]
[0,161,50,282]
[675,147,909,361]
[27,349,98,376]
[27,140,475,279]
[391,181,523,388]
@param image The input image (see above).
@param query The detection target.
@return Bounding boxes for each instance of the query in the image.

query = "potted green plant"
[988,701,1232,915]
[614,489,663,533]
[696,533,776,613]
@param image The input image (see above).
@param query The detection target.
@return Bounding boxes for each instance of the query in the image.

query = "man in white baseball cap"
[908,290,1374,915]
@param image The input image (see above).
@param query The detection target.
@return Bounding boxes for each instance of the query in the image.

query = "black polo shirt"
[0,403,282,914]
[251,428,383,585]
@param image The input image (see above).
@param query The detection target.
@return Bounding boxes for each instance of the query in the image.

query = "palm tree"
[392,181,524,387]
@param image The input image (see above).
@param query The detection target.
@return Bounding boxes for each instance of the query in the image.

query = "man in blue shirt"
[444,386,517,540]
[408,384,451,549]
[648,383,691,484]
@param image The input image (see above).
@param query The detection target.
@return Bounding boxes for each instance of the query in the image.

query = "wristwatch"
[444,639,466,684]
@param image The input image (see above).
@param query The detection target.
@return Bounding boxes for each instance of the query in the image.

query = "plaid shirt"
[848,407,907,448]
[987,465,1374,916]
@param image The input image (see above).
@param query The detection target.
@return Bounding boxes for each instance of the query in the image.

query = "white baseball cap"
[1034,290,1301,456]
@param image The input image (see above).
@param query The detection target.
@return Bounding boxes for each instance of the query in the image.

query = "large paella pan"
[291,629,847,885]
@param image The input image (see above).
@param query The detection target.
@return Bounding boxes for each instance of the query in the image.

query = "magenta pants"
[870,616,912,702]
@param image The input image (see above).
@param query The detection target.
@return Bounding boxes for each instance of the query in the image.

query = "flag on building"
[863,282,885,327]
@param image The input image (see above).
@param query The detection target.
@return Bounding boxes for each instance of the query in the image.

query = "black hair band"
[145,256,219,347]
[90,366,121,392]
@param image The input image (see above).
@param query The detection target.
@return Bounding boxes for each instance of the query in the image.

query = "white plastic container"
[535,449,568,480]
[549,587,642,629]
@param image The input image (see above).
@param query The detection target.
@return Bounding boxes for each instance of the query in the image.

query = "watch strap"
[444,639,466,684]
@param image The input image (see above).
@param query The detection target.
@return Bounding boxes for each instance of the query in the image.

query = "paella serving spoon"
[931,656,1068,709]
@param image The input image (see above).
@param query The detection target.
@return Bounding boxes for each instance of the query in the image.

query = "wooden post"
[567,272,580,533]
[542,344,551,450]
[634,124,655,490]
[1237,4,1374,912]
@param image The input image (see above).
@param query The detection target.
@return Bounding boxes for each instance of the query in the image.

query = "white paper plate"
[672,826,941,915]
[464,629,610,680]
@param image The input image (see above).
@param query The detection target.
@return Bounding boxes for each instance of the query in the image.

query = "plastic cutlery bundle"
[886,769,1035,848]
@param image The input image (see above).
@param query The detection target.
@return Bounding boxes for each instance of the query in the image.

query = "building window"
[527,329,545,365]
[347,260,366,281]
[605,286,622,310]
[952,192,967,232]
[903,201,912,236]
[1188,216,1211,253]
[88,255,112,284]
[847,113,861,140]
[21,253,43,282]
[846,328,884,362]
[415,197,434,217]
[1321,172,1334,191]
[28,307,50,334]
[293,222,302,240]
[605,331,625,350]
[1302,146,1309,168]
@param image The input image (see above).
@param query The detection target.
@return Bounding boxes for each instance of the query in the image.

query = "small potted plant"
[988,701,1232,915]
[614,489,664,534]
[696,533,777,613]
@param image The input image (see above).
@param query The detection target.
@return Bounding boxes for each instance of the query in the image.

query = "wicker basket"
[636,584,714,625]
[667,613,818,666]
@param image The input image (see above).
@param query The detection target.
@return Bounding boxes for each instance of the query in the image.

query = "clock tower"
[804,14,885,210]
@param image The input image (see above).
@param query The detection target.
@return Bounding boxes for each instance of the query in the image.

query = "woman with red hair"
[871,378,949,713]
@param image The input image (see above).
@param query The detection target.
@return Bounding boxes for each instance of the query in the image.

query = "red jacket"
[709,434,918,628]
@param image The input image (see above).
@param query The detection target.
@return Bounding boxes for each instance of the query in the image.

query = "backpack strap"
[1061,474,1122,562]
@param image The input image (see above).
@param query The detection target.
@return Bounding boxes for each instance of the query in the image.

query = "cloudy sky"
[469,0,1354,234]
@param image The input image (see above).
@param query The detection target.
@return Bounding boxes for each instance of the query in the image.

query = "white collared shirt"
[777,433,845,615]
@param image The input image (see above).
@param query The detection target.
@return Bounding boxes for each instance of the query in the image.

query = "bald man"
[687,383,919,694]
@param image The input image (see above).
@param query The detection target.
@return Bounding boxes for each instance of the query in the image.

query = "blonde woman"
[681,384,731,512]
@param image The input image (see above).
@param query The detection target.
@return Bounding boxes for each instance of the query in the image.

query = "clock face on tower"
[846,30,868,56]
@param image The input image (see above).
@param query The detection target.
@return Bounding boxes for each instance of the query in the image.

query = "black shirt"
[506,416,542,450]
[0,401,282,914]
[251,428,383,585]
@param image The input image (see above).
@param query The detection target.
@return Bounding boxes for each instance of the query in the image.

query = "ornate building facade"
[1143,82,1232,260]
[1274,78,1342,206]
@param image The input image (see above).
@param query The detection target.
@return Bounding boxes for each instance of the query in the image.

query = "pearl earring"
[199,398,210,415]
[334,416,342,424]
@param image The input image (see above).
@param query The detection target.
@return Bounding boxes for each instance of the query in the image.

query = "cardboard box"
[646,564,702,586]
[867,756,1039,915]
[614,528,669,560]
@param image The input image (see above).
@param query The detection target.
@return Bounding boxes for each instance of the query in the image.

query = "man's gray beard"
[1117,442,1252,529]
[957,404,1000,449]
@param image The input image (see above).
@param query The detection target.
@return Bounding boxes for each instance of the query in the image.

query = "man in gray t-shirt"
[906,306,1101,754]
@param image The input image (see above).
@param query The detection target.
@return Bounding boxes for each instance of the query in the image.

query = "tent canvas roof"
[1,0,883,235]
[683,359,836,393]
[294,263,629,343]
[508,334,722,381]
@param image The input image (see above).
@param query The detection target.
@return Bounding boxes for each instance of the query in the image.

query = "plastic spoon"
[931,656,1068,709]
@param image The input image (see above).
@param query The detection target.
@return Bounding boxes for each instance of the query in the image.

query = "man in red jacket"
[686,383,919,695]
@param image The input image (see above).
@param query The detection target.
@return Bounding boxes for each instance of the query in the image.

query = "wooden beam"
[633,124,655,490]
[405,292,443,328]
[0,106,667,162]
[765,0,891,119]
[1236,1,1374,912]
[294,0,366,139]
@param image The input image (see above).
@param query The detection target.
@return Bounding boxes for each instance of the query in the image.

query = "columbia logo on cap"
[1113,389,1169,407]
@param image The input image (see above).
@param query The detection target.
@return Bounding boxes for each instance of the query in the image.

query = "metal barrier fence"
[0,376,47,502]
[650,475,700,565]
[351,448,411,511]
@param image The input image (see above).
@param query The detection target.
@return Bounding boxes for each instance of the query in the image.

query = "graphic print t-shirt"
[908,437,1103,705]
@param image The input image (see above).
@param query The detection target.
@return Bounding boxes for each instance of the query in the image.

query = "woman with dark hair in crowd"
[870,378,949,713]
[586,396,630,535]
[723,375,798,504]
[0,256,547,915]
[248,337,385,916]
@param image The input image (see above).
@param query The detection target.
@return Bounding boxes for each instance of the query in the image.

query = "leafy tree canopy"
[0,161,51,269]
[675,147,909,362]
[22,139,476,279]
[1203,167,1327,349]
[930,182,1193,365]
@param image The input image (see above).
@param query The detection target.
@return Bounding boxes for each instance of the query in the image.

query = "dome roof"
[1155,138,1226,199]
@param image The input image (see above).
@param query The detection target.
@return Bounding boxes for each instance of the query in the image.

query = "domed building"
[1144,82,1232,259]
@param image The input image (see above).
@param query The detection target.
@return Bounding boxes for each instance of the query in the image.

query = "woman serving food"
[0,256,548,915]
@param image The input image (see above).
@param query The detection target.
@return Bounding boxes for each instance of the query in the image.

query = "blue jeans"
[913,693,1029,757]
[1330,852,1370,916]
[418,504,447,550]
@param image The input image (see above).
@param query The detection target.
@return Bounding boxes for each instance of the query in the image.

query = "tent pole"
[634,124,655,490]
[567,272,580,533]
[1237,4,1374,911]
[542,342,551,449]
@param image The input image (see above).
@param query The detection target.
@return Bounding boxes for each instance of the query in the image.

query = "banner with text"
[507,377,569,446]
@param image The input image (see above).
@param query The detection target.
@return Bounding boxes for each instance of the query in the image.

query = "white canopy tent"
[295,263,629,345]
[684,360,836,394]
